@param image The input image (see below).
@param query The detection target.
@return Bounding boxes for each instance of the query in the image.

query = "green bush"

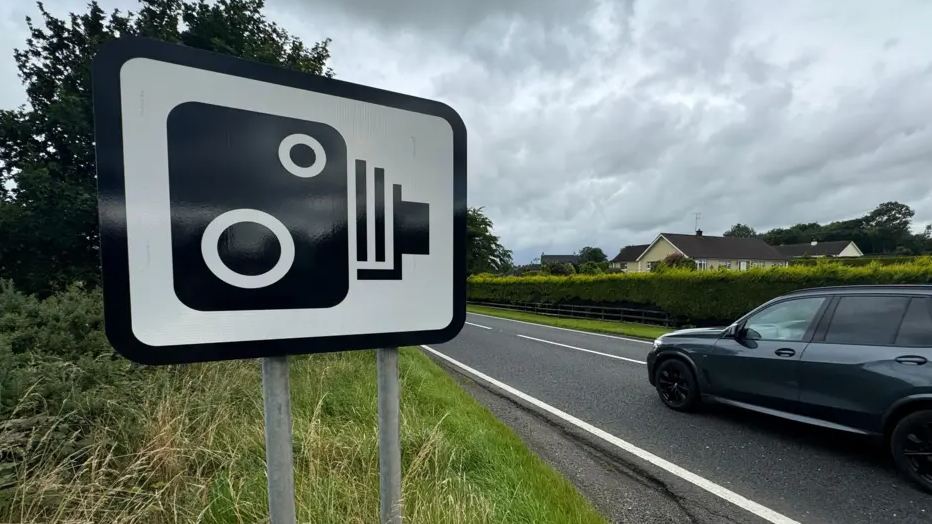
[467,258,932,323]
[651,253,696,272]
[542,262,576,276]
[578,262,604,275]
[0,280,151,508]
[790,256,920,267]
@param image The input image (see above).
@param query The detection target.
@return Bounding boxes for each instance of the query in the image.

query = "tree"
[577,246,608,264]
[863,201,915,253]
[0,0,334,296]
[723,223,758,238]
[467,207,513,275]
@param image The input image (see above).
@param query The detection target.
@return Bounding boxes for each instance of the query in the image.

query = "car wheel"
[890,410,932,494]
[654,358,699,412]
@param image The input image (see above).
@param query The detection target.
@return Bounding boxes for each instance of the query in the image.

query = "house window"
[739,261,749,271]
[723,260,732,270]
[620,262,628,271]
[646,261,655,271]
[696,259,708,271]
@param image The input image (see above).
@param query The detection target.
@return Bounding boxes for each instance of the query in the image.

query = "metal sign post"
[377,347,403,524]
[262,356,297,524]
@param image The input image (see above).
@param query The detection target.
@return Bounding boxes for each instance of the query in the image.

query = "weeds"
[0,282,606,523]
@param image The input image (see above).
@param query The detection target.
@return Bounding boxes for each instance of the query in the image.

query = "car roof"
[784,284,932,297]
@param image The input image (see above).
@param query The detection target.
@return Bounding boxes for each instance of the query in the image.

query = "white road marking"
[421,345,803,524]
[467,310,654,345]
[465,321,492,330]
[517,334,647,365]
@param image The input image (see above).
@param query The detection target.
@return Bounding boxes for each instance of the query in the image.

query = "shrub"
[651,253,696,272]
[791,255,922,267]
[0,280,151,511]
[578,262,603,275]
[467,260,932,324]
[542,262,576,276]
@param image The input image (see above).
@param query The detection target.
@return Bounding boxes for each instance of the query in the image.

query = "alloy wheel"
[657,365,690,407]
[901,420,932,485]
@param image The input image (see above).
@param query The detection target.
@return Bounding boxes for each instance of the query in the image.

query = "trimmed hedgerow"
[790,256,921,267]
[467,258,932,323]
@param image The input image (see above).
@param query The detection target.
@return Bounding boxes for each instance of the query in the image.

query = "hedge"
[790,256,922,267]
[467,259,932,324]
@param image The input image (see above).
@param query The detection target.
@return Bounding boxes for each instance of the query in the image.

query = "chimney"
[696,229,703,236]
[810,240,817,246]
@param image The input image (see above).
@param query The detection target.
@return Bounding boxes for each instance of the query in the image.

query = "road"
[426,312,932,524]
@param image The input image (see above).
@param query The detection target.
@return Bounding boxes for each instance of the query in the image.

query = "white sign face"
[93,37,466,365]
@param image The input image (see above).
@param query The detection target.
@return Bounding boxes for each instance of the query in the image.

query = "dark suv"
[646,284,932,493]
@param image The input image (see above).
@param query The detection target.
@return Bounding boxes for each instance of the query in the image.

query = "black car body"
[646,285,932,492]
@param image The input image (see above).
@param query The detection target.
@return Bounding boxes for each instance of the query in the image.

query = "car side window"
[824,296,909,346]
[744,297,826,341]
[894,297,932,347]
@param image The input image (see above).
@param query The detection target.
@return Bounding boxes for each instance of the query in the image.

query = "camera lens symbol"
[201,209,296,289]
[278,133,326,178]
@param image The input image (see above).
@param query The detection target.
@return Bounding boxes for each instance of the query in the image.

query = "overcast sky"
[4,0,932,263]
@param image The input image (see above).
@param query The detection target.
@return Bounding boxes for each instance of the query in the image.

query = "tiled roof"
[649,233,788,261]
[541,254,579,264]
[611,244,650,263]
[772,241,855,257]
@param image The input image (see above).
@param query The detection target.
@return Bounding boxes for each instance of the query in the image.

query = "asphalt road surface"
[425,312,932,524]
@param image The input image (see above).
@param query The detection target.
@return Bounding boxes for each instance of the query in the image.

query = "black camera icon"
[165,102,429,312]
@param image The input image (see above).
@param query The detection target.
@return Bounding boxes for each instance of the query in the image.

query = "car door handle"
[775,348,796,357]
[895,355,928,365]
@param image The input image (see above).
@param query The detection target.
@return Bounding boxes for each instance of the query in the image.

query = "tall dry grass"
[2,348,605,524]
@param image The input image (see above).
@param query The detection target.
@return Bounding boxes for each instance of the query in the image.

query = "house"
[609,244,649,271]
[540,254,579,266]
[630,230,789,272]
[772,240,863,258]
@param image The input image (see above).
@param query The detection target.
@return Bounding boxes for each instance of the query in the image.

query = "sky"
[3,0,932,264]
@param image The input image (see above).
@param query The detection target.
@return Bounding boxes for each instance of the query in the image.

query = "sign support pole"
[377,347,403,524]
[262,356,298,524]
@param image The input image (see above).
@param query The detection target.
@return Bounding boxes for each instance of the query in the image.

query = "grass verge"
[3,345,608,524]
[468,304,674,339]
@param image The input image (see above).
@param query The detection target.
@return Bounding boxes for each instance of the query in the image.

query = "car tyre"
[654,358,700,412]
[890,410,932,494]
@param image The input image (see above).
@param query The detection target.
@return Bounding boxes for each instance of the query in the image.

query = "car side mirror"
[734,325,748,342]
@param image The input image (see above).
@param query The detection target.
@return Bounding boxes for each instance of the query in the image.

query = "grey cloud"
[7,0,932,263]
[277,0,602,37]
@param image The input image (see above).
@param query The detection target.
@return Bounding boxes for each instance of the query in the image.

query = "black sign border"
[93,36,467,365]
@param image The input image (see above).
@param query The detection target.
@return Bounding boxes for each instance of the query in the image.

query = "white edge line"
[420,344,802,524]
[465,321,492,330]
[517,334,646,365]
[467,311,654,345]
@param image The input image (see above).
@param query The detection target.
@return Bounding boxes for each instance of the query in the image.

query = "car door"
[704,295,830,413]
[798,294,932,434]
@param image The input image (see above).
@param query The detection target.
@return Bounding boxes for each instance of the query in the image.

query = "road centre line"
[467,311,654,345]
[517,334,647,365]
[420,344,803,524]
[465,321,492,329]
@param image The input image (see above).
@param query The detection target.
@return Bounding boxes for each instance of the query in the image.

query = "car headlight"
[652,338,662,350]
